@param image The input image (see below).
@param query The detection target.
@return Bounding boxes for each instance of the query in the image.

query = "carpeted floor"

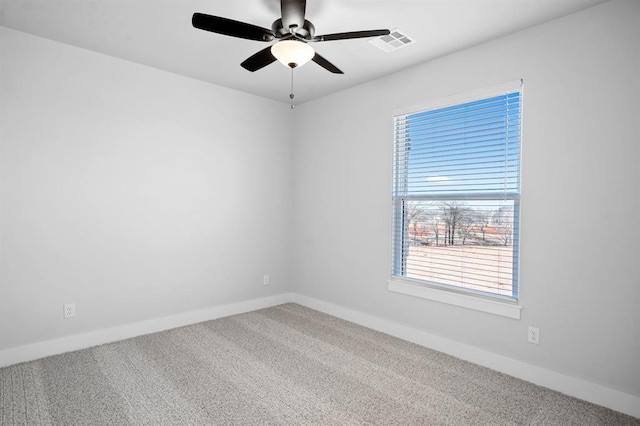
[1,303,638,425]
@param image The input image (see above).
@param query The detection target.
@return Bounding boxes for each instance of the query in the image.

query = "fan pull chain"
[290,67,295,109]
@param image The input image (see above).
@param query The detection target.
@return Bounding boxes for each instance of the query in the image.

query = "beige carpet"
[1,303,638,425]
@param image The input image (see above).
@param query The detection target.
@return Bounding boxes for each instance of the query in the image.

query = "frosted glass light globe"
[271,40,315,68]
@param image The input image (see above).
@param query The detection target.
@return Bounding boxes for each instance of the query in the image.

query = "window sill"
[387,278,522,319]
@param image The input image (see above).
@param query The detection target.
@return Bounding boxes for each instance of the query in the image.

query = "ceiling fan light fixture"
[271,40,315,68]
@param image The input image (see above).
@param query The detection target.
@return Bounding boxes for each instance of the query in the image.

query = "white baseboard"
[2,292,638,419]
[0,293,294,368]
[290,294,640,419]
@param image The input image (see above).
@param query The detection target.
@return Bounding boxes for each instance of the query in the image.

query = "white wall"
[0,27,294,350]
[292,0,640,398]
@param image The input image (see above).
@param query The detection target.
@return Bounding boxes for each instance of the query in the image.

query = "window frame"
[388,81,523,319]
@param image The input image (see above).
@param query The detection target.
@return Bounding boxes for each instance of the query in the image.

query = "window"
[391,82,522,306]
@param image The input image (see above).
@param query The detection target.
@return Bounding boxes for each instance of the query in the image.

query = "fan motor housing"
[272,18,315,39]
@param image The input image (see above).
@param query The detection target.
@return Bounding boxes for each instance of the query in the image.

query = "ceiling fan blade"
[241,46,277,72]
[192,13,275,42]
[281,0,306,32]
[312,52,343,74]
[314,29,390,42]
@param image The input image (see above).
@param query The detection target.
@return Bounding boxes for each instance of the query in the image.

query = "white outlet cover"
[63,303,76,319]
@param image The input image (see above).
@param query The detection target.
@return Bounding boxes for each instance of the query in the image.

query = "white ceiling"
[0,0,608,104]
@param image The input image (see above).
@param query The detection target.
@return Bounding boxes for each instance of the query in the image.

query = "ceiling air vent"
[369,29,414,52]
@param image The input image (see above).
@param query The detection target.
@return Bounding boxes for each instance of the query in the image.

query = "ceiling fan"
[192,0,390,74]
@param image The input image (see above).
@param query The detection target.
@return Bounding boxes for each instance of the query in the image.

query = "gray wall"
[0,27,294,349]
[291,0,640,397]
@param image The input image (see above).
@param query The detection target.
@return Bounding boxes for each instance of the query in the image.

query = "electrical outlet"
[528,326,539,344]
[263,274,270,286]
[63,303,76,319]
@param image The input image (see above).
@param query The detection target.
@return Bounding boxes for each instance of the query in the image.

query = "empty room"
[1,0,639,424]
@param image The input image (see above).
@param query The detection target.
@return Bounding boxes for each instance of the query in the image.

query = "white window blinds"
[392,85,522,299]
